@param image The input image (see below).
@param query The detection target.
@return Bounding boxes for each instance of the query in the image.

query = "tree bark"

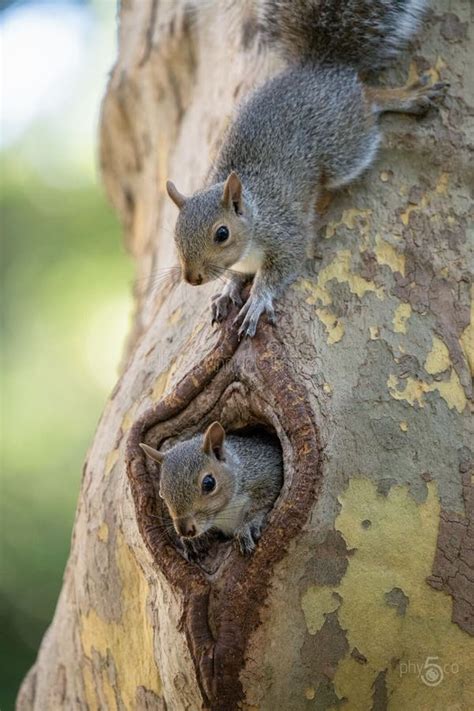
[18,1,473,710]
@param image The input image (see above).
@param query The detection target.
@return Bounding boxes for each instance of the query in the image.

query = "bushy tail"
[260,0,428,70]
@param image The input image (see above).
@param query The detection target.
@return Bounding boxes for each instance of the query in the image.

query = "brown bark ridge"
[126,310,322,709]
[18,1,473,710]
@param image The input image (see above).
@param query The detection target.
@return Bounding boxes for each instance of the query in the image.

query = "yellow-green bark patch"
[328,479,474,710]
[424,336,451,374]
[459,287,473,375]
[392,303,411,334]
[388,371,467,413]
[316,308,345,344]
[81,532,161,708]
[105,449,119,477]
[301,588,340,635]
[374,234,405,275]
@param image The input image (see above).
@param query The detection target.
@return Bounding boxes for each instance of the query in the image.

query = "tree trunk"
[18,1,473,710]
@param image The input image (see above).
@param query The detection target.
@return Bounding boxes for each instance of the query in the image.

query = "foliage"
[1,154,132,708]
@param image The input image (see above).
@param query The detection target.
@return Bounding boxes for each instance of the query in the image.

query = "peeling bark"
[18,1,473,710]
[127,314,321,708]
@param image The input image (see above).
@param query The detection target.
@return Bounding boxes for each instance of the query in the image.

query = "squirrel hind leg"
[367,79,449,117]
[326,130,381,191]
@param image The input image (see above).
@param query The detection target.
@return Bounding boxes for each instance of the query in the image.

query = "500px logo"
[399,656,459,687]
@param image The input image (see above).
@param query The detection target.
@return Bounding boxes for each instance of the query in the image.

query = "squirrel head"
[166,172,254,285]
[140,422,237,539]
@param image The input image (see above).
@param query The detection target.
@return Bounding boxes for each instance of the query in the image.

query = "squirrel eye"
[214,225,229,244]
[201,474,216,494]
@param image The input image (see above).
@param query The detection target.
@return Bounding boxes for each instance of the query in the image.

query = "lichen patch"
[392,303,411,334]
[374,234,405,276]
[424,336,451,374]
[80,532,161,708]
[328,479,474,710]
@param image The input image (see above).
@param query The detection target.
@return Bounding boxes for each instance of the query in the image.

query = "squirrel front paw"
[211,283,243,324]
[234,292,276,338]
[235,520,263,555]
[181,536,209,563]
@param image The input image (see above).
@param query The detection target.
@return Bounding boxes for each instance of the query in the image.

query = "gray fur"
[171,1,434,336]
[227,431,283,505]
[260,0,427,69]
[159,438,209,507]
[213,66,379,193]
[158,429,283,555]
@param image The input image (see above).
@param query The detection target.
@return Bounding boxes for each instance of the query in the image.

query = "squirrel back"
[166,0,444,338]
[260,0,427,69]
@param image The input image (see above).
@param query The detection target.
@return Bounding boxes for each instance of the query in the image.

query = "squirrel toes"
[165,0,446,337]
[140,422,283,555]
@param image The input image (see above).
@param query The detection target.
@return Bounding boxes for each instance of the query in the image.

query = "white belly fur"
[232,246,264,275]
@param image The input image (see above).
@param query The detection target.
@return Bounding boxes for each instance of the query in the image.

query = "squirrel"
[165,0,447,337]
[140,422,283,555]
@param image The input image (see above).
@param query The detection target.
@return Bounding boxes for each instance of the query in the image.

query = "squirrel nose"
[184,270,203,286]
[179,520,197,537]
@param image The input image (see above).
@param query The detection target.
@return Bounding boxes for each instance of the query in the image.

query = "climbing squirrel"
[165,0,447,337]
[140,422,283,555]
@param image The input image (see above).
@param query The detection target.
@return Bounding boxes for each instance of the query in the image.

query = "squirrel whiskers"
[141,422,283,556]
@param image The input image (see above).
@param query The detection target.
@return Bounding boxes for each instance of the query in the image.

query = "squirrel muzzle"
[176,517,198,538]
[183,267,204,286]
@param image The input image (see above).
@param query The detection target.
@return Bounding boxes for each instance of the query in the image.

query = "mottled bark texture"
[18,1,473,710]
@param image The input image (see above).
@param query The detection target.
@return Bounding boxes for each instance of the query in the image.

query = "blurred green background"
[1,1,132,707]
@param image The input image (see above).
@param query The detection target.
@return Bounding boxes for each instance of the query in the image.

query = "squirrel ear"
[140,442,164,464]
[166,180,187,209]
[222,171,243,214]
[202,421,226,460]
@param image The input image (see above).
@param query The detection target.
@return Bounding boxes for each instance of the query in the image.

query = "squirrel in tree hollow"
[140,422,283,555]
[166,0,447,337]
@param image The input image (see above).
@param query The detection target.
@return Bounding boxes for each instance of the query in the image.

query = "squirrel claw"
[235,293,276,338]
[211,294,230,323]
[405,78,449,115]
[236,528,256,555]
[211,287,243,324]
[236,519,264,554]
[181,536,208,563]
